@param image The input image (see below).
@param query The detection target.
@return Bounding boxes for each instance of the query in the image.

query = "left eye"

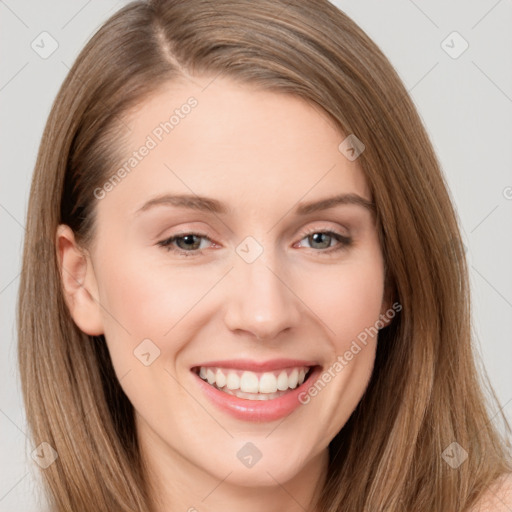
[157,229,352,256]
[296,230,351,252]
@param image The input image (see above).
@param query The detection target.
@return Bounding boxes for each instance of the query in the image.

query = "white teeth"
[226,372,240,390]
[258,372,277,393]
[288,368,299,389]
[195,365,311,396]
[240,371,259,393]
[215,368,226,388]
[206,368,216,385]
[277,370,289,391]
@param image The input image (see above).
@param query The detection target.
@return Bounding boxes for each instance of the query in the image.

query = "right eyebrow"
[134,194,229,217]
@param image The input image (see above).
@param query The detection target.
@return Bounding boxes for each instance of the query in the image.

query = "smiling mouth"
[191,365,317,401]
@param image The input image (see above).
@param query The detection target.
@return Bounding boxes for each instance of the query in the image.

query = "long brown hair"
[17,0,511,510]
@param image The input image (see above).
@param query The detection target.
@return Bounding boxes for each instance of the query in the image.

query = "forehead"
[101,75,371,219]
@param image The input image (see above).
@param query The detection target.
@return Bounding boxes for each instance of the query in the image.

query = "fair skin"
[57,74,413,511]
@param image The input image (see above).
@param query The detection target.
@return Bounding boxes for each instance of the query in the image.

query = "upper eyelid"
[148,209,359,240]
[159,219,352,240]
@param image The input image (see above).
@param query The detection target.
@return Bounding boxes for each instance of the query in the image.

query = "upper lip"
[191,358,319,372]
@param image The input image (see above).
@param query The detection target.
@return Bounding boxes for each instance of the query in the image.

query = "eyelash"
[157,228,352,257]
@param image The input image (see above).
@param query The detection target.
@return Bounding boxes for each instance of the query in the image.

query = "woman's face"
[61,76,391,492]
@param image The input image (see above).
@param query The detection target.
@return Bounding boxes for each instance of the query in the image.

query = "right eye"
[157,232,216,257]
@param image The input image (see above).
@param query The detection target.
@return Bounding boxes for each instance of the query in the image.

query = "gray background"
[1,1,511,510]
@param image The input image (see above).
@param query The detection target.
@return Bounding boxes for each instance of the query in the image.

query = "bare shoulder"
[469,473,512,512]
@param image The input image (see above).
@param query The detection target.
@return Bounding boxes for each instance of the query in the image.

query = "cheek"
[292,259,384,443]
[95,247,203,336]
[92,245,236,382]
[304,258,385,348]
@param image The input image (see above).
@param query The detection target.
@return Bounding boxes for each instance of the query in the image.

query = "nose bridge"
[223,239,300,339]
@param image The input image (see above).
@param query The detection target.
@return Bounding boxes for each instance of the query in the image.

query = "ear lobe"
[56,224,104,335]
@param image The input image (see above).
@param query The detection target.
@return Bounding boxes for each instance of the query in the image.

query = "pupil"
[311,233,330,249]
[180,235,199,249]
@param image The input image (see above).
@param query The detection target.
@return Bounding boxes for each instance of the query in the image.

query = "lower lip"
[192,366,322,422]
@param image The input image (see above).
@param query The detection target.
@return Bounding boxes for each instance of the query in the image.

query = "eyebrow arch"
[134,194,229,216]
[295,193,375,215]
[133,192,375,217]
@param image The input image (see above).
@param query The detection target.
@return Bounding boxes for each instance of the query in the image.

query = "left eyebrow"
[294,193,375,215]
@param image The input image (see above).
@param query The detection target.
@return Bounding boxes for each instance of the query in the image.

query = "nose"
[223,251,301,341]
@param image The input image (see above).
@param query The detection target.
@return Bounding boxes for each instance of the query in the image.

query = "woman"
[18,0,512,510]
